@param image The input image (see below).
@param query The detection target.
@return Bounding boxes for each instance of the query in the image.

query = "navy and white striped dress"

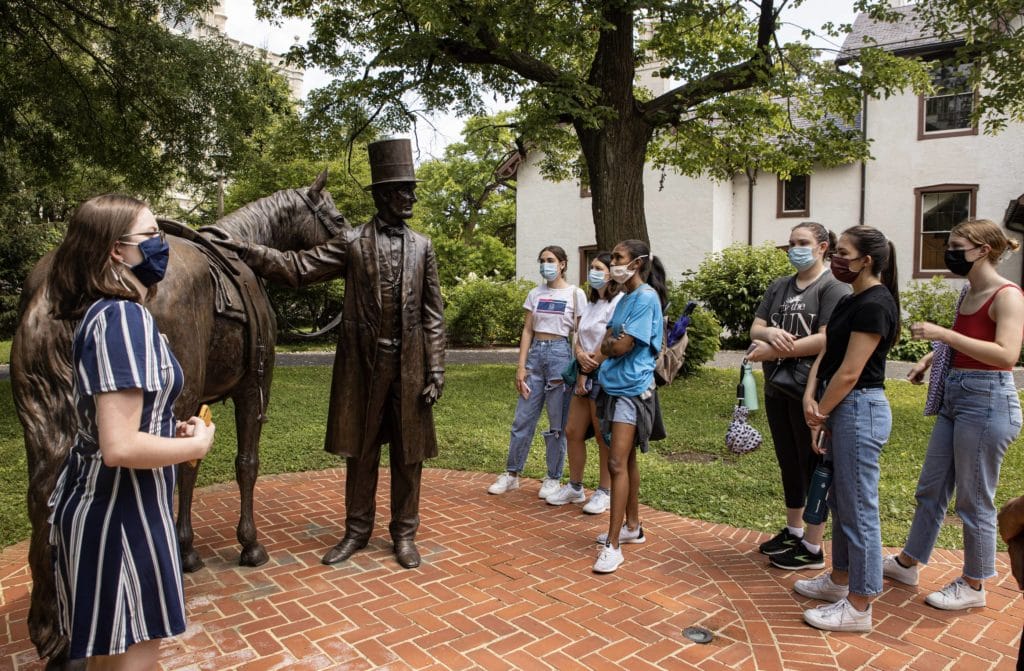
[49,298,186,659]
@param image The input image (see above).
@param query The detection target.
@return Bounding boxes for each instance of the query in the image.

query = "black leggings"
[765,392,820,510]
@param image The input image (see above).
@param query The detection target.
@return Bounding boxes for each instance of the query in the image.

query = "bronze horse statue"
[11,172,346,667]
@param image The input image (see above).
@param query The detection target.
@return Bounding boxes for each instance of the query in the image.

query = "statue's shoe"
[321,537,368,565]
[393,540,421,569]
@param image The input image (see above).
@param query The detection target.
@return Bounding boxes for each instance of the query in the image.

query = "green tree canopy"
[1,0,296,220]
[413,114,517,285]
[254,0,943,249]
[0,0,298,334]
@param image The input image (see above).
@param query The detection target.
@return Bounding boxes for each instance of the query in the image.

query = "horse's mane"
[201,189,295,247]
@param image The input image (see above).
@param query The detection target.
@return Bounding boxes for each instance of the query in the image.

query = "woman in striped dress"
[47,194,215,668]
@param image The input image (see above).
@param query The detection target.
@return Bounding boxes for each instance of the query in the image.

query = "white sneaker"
[793,572,849,603]
[487,473,519,495]
[593,544,624,573]
[925,578,986,610]
[582,488,610,514]
[803,598,872,632]
[538,478,561,499]
[596,522,646,545]
[546,483,586,506]
[882,554,919,586]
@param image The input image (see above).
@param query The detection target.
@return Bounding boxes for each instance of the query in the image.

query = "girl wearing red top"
[884,219,1024,611]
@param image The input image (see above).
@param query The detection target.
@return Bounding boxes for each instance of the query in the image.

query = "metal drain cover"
[682,626,713,644]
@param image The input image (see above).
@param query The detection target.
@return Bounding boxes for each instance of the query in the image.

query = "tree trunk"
[575,4,654,252]
[577,116,653,252]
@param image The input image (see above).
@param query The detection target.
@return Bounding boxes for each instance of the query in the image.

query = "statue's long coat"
[246,217,445,463]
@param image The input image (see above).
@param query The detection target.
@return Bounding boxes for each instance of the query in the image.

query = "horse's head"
[205,169,349,252]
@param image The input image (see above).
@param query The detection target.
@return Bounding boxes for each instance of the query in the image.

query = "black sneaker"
[759,528,799,555]
[769,542,825,570]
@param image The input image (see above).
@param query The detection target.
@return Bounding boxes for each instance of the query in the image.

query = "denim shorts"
[611,396,637,425]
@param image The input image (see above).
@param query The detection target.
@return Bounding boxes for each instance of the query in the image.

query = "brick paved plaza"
[1,468,1021,669]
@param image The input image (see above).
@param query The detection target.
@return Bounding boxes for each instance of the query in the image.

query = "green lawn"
[2,364,1023,551]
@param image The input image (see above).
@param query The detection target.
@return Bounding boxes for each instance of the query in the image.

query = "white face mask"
[609,255,646,283]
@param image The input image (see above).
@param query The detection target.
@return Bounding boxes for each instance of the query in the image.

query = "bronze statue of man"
[227,138,445,568]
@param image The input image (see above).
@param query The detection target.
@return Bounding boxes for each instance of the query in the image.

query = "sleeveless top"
[951,283,1022,370]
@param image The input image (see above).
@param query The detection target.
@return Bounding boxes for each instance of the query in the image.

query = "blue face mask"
[125,235,170,287]
[788,246,815,271]
[539,262,559,281]
[588,268,608,290]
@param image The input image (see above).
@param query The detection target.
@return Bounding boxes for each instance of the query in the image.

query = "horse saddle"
[157,218,274,418]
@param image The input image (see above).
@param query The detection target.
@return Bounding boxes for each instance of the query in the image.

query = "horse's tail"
[11,252,76,659]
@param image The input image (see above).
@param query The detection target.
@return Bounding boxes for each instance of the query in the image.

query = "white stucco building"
[509,4,1024,291]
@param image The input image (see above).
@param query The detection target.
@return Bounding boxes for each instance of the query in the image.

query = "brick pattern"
[1,468,1022,669]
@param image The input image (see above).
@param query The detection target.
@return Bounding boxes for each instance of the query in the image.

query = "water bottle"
[803,460,832,525]
[741,359,759,411]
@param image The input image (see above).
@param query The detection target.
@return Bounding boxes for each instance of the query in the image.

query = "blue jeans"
[904,370,1022,580]
[827,387,891,597]
[505,338,572,479]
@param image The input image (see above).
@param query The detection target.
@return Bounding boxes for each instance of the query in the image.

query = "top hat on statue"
[366,138,421,190]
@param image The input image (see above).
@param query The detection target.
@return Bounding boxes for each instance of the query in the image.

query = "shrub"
[680,242,792,348]
[888,276,959,362]
[444,275,533,346]
[665,281,721,376]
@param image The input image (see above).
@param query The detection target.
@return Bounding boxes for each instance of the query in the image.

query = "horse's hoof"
[239,543,269,567]
[180,549,205,573]
[44,650,86,671]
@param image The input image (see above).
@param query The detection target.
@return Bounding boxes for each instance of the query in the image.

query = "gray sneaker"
[546,483,586,506]
[882,554,919,586]
[793,572,849,603]
[925,578,986,610]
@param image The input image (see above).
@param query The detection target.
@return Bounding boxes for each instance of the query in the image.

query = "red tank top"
[951,283,1022,370]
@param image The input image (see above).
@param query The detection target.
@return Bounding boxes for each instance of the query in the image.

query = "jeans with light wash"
[505,338,572,480]
[904,370,1022,580]
[826,387,891,597]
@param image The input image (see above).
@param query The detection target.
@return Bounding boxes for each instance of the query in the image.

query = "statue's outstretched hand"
[216,237,251,260]
[421,371,445,405]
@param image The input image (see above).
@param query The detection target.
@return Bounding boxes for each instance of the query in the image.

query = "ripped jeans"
[505,338,572,480]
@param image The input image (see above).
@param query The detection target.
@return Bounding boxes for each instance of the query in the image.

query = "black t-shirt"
[818,284,899,389]
[754,270,850,379]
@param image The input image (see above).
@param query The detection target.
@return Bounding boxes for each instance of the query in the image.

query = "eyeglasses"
[943,244,980,253]
[118,230,165,244]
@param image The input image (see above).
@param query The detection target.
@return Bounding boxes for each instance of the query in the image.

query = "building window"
[777,175,810,218]
[578,245,598,286]
[914,184,977,276]
[919,62,976,139]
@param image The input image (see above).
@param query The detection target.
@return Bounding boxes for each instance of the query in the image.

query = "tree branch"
[435,37,563,84]
[641,0,775,124]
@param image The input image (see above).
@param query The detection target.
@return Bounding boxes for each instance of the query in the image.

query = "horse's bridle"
[294,188,346,238]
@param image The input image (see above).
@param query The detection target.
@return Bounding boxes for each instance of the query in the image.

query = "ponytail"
[882,240,900,347]
[645,256,670,311]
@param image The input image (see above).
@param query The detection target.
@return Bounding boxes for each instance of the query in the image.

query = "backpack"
[653,302,697,387]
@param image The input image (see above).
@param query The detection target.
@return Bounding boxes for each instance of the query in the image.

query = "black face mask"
[943,247,979,277]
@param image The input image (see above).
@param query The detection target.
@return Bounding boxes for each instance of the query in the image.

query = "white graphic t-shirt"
[524,285,587,337]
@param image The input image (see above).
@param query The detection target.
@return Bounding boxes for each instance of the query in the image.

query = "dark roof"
[837,5,965,64]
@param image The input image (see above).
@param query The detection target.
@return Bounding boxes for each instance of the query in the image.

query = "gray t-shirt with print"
[754,270,850,381]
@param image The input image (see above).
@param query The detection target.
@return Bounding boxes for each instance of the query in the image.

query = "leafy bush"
[680,242,791,348]
[432,233,515,288]
[888,276,959,362]
[665,281,721,376]
[444,275,533,346]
